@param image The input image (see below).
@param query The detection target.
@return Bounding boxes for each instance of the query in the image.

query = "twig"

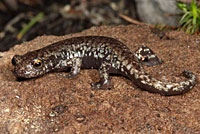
[5,13,25,33]
[119,13,178,30]
[119,13,154,27]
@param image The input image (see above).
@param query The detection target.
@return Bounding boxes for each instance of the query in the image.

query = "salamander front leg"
[91,62,113,90]
[59,58,82,79]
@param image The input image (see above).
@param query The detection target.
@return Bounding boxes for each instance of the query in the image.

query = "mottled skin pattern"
[134,46,163,66]
[12,36,196,95]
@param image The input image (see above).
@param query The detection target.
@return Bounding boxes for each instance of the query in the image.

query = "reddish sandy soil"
[0,25,199,134]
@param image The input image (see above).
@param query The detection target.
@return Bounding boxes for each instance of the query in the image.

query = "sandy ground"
[0,25,199,134]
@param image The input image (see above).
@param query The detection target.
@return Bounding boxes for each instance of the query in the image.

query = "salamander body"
[12,36,196,95]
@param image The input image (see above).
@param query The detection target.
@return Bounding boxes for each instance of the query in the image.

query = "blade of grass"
[177,0,200,34]
[179,12,191,25]
[17,12,44,40]
[177,2,189,12]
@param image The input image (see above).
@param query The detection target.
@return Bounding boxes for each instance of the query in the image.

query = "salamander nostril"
[11,57,16,66]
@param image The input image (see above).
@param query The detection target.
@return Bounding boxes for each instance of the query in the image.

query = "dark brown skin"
[12,36,196,95]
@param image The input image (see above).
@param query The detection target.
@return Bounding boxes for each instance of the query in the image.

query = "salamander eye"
[142,56,149,62]
[33,59,42,68]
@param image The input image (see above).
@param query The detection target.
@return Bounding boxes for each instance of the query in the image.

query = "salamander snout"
[11,55,22,66]
[11,53,50,78]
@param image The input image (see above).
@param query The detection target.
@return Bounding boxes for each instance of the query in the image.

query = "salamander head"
[11,52,51,78]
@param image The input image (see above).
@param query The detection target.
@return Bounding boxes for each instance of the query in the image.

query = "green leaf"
[177,2,189,12]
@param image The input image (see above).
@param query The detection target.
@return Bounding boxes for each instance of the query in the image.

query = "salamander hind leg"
[59,58,82,79]
[91,62,113,90]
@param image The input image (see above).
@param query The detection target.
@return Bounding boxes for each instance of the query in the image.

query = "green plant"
[177,0,200,34]
[17,12,44,40]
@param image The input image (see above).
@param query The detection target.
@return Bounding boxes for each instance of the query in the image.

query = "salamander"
[11,36,196,95]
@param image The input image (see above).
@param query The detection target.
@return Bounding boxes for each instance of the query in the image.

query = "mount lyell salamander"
[12,36,196,95]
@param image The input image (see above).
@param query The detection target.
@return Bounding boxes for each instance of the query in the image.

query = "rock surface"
[0,25,200,133]
[135,0,182,26]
